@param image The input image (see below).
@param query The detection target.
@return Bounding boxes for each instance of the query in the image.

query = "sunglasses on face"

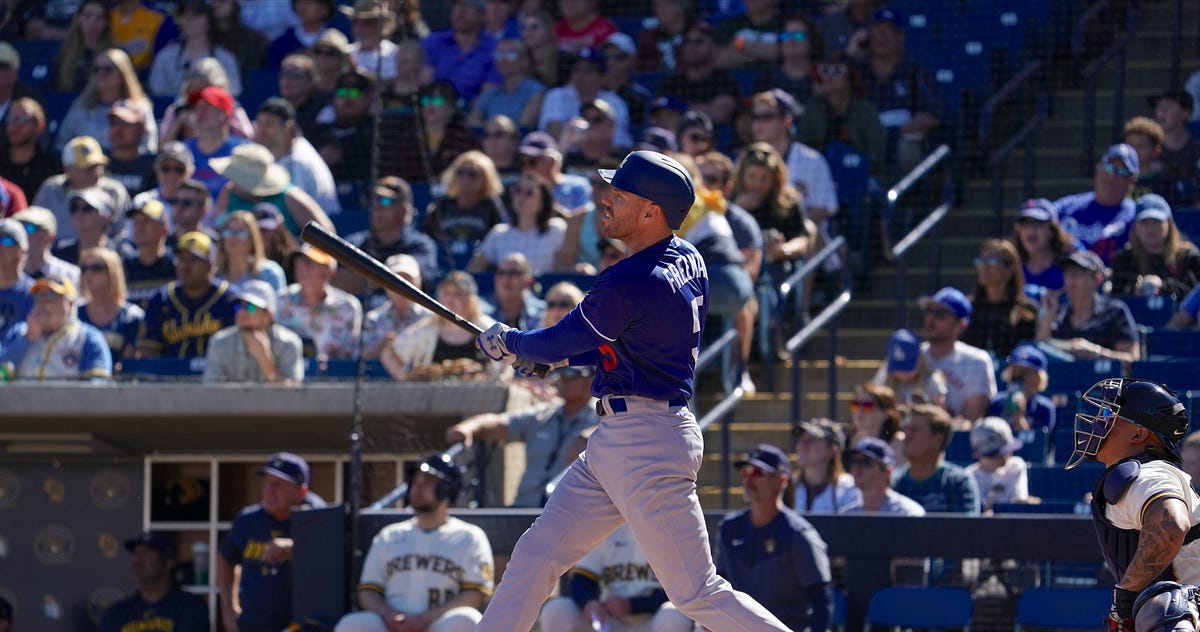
[494,268,524,277]
[420,95,448,108]
[175,197,202,208]
[685,132,712,143]
[32,290,62,302]
[701,172,725,185]
[456,167,479,178]
[81,263,107,274]
[1102,161,1134,177]
[923,307,956,319]
[546,300,574,309]
[280,69,310,80]
[20,222,39,235]
[846,456,878,468]
[483,130,510,139]
[494,50,521,61]
[584,116,606,125]
[335,87,366,100]
[232,301,262,314]
[819,63,848,77]
[157,163,186,174]
[0,235,19,247]
[221,228,250,240]
[91,64,117,75]
[739,465,769,478]
[312,47,341,57]
[849,400,878,412]
[70,202,97,214]
[6,115,36,125]
[751,112,780,122]
[779,30,807,42]
[375,195,395,206]
[974,255,1005,267]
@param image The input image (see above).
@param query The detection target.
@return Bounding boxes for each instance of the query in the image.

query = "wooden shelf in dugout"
[151,462,211,523]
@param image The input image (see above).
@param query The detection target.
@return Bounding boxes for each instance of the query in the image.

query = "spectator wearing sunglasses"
[52,187,119,265]
[1053,143,1140,265]
[468,38,545,131]
[872,328,949,413]
[0,218,34,340]
[657,22,739,125]
[480,252,546,330]
[792,418,860,513]
[379,81,480,185]
[314,69,377,192]
[796,55,887,181]
[11,206,80,288]
[203,278,303,383]
[0,98,61,203]
[420,150,506,272]
[750,14,820,105]
[1035,249,1139,365]
[470,175,567,276]
[0,273,112,381]
[847,382,906,469]
[35,136,132,243]
[843,437,924,516]
[336,177,439,298]
[361,254,429,360]
[253,97,342,216]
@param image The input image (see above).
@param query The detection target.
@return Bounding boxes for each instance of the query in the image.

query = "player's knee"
[430,606,483,632]
[333,611,388,632]
[538,596,582,631]
[1134,581,1200,632]
[652,602,697,632]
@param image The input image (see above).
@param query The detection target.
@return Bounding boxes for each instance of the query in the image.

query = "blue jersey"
[220,505,295,632]
[98,586,209,632]
[1054,192,1136,264]
[0,274,33,339]
[507,236,708,401]
[138,280,236,359]
[1022,264,1064,303]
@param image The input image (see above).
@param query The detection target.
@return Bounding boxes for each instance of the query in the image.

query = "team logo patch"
[90,470,131,510]
[86,586,123,624]
[33,524,75,566]
[764,539,775,554]
[0,470,19,509]
[43,477,65,503]
[61,350,80,368]
[480,562,493,582]
[98,533,119,559]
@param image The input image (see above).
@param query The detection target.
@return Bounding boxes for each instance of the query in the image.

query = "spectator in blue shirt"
[421,0,501,104]
[988,343,1056,436]
[892,397,981,514]
[1035,249,1139,364]
[1054,143,1139,264]
[717,444,833,631]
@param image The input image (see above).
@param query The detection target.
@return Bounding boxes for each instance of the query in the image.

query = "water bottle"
[192,541,209,585]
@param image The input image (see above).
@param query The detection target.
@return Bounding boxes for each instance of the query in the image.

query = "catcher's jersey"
[358,516,495,613]
[1104,459,1200,584]
[573,523,662,599]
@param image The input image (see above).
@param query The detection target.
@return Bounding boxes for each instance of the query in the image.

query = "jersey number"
[690,296,704,363]
[428,588,454,607]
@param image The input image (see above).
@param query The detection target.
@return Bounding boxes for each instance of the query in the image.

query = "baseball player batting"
[474,150,789,631]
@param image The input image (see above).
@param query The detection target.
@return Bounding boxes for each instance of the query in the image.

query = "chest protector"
[1091,454,1200,583]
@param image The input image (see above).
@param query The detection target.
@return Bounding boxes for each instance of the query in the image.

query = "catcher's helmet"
[1066,378,1189,470]
[411,453,463,503]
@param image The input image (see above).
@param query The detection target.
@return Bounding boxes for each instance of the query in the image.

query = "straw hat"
[209,143,290,197]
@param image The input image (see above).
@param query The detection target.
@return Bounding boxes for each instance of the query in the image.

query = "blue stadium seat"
[42,92,76,138]
[824,141,871,212]
[1027,462,1102,502]
[533,273,596,297]
[319,360,391,379]
[239,69,280,117]
[1014,586,1111,631]
[1044,358,1122,407]
[631,71,666,95]
[14,40,59,90]
[832,587,847,631]
[151,95,175,121]
[1052,424,1077,464]
[1173,208,1200,243]
[864,586,973,630]
[330,210,369,236]
[1120,294,1177,328]
[1146,328,1200,359]
[962,1,1030,67]
[993,500,1079,514]
[945,430,973,465]
[337,180,366,212]
[1131,359,1200,394]
[611,16,651,37]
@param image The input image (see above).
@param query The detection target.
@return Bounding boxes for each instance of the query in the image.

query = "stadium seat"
[1120,295,1177,329]
[239,69,281,117]
[1027,462,1102,503]
[832,586,848,632]
[1145,328,1200,360]
[319,360,391,379]
[330,210,369,236]
[1044,358,1121,407]
[992,500,1079,514]
[1173,208,1200,242]
[945,430,973,465]
[42,92,76,138]
[14,40,59,90]
[1130,359,1200,394]
[863,586,973,630]
[1014,586,1111,630]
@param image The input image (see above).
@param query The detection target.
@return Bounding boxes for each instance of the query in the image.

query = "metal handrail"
[887,145,951,204]
[693,326,743,509]
[892,202,951,329]
[1075,0,1138,170]
[785,289,852,424]
[764,236,846,392]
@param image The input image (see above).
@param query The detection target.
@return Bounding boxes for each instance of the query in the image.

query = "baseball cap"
[1147,89,1194,111]
[375,176,412,205]
[67,187,114,217]
[886,328,921,373]
[847,436,896,467]
[1135,193,1173,223]
[127,199,167,223]
[188,85,235,117]
[257,97,297,123]
[918,286,972,321]
[678,110,714,136]
[552,365,595,380]
[336,68,375,92]
[236,279,277,313]
[0,41,19,69]
[1063,249,1106,274]
[970,417,1023,457]
[1006,343,1047,372]
[0,218,28,250]
[598,150,696,230]
[109,99,146,124]
[62,136,109,168]
[254,203,284,231]
[793,417,846,451]
[386,253,421,280]
[1018,198,1058,223]
[258,452,310,485]
[873,7,905,28]
[124,531,177,558]
[175,231,216,262]
[156,140,195,169]
[1101,142,1139,175]
[734,443,791,477]
[315,28,352,54]
[518,131,559,157]
[603,32,637,56]
[637,126,678,153]
[31,274,78,300]
[651,95,690,115]
[297,242,336,268]
[573,47,606,73]
[581,98,615,122]
[11,206,57,234]
[764,88,800,117]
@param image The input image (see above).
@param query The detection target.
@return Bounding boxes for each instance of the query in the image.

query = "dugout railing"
[293,508,1104,632]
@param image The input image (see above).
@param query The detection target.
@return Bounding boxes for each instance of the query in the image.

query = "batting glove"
[1109,587,1137,632]
[511,357,540,378]
[477,322,516,362]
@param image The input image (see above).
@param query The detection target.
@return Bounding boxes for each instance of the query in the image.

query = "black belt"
[596,396,689,417]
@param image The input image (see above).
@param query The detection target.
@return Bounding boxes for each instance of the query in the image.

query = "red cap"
[188,85,234,117]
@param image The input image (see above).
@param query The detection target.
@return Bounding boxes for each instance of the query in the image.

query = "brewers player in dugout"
[475,150,790,630]
[1065,378,1200,631]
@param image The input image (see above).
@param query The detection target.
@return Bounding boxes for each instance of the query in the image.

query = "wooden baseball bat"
[300,222,549,376]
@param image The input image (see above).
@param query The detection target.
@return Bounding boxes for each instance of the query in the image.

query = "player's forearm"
[357,588,394,617]
[506,311,602,363]
[216,557,238,616]
[1120,497,1190,591]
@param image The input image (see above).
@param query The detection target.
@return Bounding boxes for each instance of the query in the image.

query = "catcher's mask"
[1066,378,1189,470]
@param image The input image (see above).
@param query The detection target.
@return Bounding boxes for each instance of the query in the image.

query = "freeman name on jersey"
[662,252,708,293]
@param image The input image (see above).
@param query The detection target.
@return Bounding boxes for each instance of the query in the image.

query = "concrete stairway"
[695,0,1200,510]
